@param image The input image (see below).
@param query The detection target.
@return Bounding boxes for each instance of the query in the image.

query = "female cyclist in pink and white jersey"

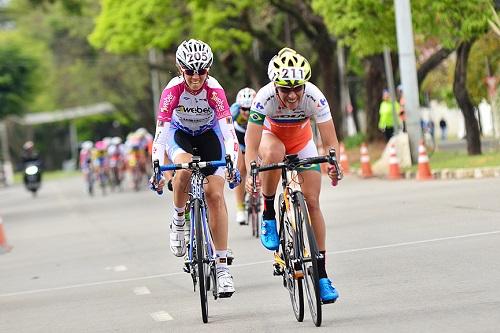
[150,39,239,297]
[244,48,341,303]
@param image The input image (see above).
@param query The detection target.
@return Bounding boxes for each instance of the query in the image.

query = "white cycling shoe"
[170,221,186,257]
[236,210,247,225]
[217,267,235,298]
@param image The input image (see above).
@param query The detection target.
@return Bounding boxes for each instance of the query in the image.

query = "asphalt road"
[1,174,499,332]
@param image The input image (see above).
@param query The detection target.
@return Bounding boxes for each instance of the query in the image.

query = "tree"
[413,0,493,155]
[0,42,38,120]
[312,0,458,142]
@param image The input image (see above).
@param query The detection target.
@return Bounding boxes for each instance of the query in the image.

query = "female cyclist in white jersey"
[244,48,341,303]
[150,39,240,297]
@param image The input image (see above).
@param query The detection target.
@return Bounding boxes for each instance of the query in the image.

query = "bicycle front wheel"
[193,199,209,323]
[279,193,304,322]
[249,194,261,238]
[295,191,322,327]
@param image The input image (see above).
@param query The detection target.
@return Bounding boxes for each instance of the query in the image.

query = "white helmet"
[111,136,122,145]
[81,141,93,150]
[236,88,256,108]
[176,39,213,71]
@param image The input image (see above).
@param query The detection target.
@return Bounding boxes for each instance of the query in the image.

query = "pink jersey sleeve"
[207,87,231,120]
[157,82,182,122]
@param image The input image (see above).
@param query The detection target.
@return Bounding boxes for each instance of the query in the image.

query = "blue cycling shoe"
[319,278,339,303]
[260,219,279,250]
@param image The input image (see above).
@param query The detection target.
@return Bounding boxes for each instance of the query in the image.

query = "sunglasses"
[182,68,208,76]
[276,85,305,94]
[241,107,251,112]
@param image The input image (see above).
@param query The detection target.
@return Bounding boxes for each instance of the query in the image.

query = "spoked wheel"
[279,194,304,322]
[193,199,209,323]
[248,194,260,238]
[295,192,322,327]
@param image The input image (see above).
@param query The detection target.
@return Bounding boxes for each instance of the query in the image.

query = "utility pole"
[149,49,161,119]
[394,0,420,163]
[0,121,14,185]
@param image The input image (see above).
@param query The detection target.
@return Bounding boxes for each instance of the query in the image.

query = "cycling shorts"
[166,128,225,178]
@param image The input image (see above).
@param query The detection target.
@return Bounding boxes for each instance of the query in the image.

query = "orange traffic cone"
[417,140,433,180]
[0,217,12,254]
[388,143,401,180]
[360,143,373,178]
[339,143,350,174]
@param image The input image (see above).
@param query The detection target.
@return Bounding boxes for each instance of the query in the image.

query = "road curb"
[349,167,500,180]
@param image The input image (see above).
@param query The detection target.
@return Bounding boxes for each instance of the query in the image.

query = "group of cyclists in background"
[78,128,153,195]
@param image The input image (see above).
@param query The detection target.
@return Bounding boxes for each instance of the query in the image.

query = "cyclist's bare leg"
[172,153,192,208]
[299,170,326,251]
[259,133,285,196]
[235,150,247,221]
[204,175,228,250]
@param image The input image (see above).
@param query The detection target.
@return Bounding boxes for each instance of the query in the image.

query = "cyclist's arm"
[152,121,169,166]
[244,111,265,173]
[317,119,339,159]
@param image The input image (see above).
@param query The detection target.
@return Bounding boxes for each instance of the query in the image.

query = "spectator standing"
[439,118,447,141]
[378,89,400,142]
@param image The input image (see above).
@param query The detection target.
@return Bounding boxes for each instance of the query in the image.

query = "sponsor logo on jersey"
[255,102,264,110]
[160,92,174,113]
[210,91,225,113]
[178,105,211,114]
[320,98,327,106]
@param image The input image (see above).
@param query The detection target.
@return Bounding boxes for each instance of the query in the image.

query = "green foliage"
[89,0,187,53]
[311,0,397,57]
[342,133,366,149]
[0,39,39,119]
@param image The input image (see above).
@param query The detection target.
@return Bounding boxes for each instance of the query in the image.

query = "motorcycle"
[23,161,42,196]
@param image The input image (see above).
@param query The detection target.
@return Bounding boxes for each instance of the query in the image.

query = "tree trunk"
[453,40,481,155]
[364,54,386,142]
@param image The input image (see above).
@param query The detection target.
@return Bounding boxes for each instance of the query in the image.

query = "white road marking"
[150,311,173,322]
[1,229,498,298]
[105,265,128,272]
[133,286,151,295]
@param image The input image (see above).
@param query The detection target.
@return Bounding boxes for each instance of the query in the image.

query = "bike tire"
[295,191,322,327]
[279,193,304,322]
[193,199,209,323]
[250,194,260,238]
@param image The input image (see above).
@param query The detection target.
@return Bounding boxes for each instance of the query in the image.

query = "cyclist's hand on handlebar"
[327,165,342,187]
[226,168,241,189]
[246,173,261,194]
[149,175,165,193]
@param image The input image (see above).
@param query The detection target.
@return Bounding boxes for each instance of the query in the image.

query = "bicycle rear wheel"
[193,199,209,323]
[295,191,322,327]
[279,193,304,322]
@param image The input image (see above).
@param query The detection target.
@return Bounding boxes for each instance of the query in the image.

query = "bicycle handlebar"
[250,148,343,192]
[152,154,236,193]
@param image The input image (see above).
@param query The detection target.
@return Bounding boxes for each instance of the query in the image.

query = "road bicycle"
[152,151,236,323]
[251,148,342,327]
[245,189,261,238]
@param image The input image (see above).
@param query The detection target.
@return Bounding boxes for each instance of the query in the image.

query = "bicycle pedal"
[273,263,283,276]
[217,291,234,298]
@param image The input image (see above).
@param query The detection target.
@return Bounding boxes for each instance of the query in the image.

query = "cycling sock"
[172,206,185,226]
[262,194,276,220]
[318,251,328,279]
[215,250,228,269]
